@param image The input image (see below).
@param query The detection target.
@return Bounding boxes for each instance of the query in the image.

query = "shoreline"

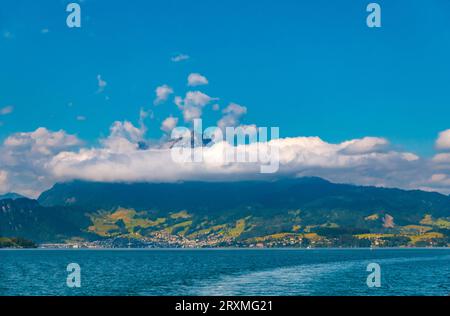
[2,247,450,251]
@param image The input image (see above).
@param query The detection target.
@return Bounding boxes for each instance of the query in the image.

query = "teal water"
[0,248,449,296]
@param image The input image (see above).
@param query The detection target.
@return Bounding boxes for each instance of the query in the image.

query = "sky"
[1,0,450,197]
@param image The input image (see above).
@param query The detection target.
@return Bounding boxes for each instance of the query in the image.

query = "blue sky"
[1,0,449,154]
[1,0,450,196]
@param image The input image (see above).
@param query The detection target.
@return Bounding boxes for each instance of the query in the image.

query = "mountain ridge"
[1,177,449,247]
[0,192,26,200]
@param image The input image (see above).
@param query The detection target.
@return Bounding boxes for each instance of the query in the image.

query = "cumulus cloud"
[0,128,82,197]
[339,137,389,155]
[430,130,450,176]
[432,153,450,164]
[102,119,147,152]
[175,91,216,122]
[183,91,214,107]
[154,84,174,105]
[182,106,202,122]
[217,103,247,130]
[3,127,81,154]
[2,84,450,197]
[430,173,450,184]
[421,171,450,192]
[187,73,208,86]
[44,135,424,190]
[436,129,450,151]
[171,54,189,62]
[0,106,14,115]
[161,116,179,133]
[0,118,445,197]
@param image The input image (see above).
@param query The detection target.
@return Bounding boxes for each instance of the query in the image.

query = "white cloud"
[3,66,449,197]
[433,152,450,162]
[175,91,216,122]
[0,170,9,194]
[102,120,146,152]
[430,130,450,182]
[340,137,389,155]
[0,128,82,197]
[2,99,450,196]
[183,91,214,107]
[154,84,173,105]
[171,54,189,62]
[44,135,423,191]
[182,106,202,122]
[217,103,247,129]
[422,173,450,192]
[436,129,450,151]
[1,119,447,197]
[97,75,107,93]
[0,106,14,115]
[161,116,179,133]
[430,174,449,184]
[3,127,81,154]
[187,73,208,86]
[76,115,86,121]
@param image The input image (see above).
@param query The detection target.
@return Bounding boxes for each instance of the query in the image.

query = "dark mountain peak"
[0,192,26,201]
[291,176,331,184]
[0,196,39,208]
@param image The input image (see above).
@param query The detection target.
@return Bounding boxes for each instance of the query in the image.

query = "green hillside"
[1,178,449,247]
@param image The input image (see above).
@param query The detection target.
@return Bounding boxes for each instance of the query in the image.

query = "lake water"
[0,248,449,296]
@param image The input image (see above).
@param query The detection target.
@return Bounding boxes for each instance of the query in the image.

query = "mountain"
[2,178,450,247]
[0,236,37,248]
[38,178,450,222]
[0,198,90,242]
[0,193,25,200]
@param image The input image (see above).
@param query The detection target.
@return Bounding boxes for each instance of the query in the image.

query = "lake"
[0,248,449,296]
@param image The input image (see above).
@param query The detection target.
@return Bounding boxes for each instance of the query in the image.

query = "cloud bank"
[0,120,444,198]
[1,72,449,198]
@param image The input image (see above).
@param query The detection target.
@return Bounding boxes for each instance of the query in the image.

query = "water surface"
[1,248,449,296]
